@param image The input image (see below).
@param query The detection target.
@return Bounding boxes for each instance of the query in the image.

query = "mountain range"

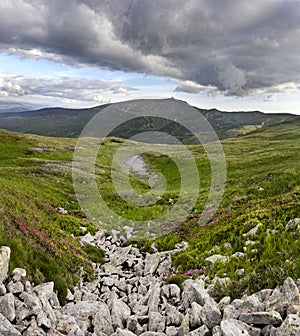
[0,100,42,113]
[0,99,298,141]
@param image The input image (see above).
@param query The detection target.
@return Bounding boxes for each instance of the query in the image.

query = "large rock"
[147,282,161,312]
[93,305,114,335]
[19,291,42,311]
[200,297,222,329]
[0,293,15,321]
[62,301,112,333]
[109,295,131,329]
[0,312,21,336]
[240,294,264,313]
[144,253,161,276]
[182,279,210,309]
[0,247,11,283]
[239,311,282,325]
[221,319,261,336]
[34,282,55,301]
[266,277,300,315]
[276,314,300,336]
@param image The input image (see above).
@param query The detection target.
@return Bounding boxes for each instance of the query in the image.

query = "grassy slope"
[155,120,300,297]
[0,118,299,301]
[0,131,104,303]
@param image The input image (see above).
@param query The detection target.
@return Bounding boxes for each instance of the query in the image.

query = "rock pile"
[0,228,300,336]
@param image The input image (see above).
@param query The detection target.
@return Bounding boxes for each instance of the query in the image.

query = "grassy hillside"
[0,118,299,302]
[0,131,104,303]
[149,119,300,297]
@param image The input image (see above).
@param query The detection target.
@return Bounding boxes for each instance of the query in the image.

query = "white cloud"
[0,72,137,103]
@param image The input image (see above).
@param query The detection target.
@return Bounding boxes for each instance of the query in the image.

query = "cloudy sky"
[0,0,300,114]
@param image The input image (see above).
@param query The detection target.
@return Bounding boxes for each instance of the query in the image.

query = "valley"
[0,113,299,305]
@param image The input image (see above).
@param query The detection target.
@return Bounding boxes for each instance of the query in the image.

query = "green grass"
[0,131,103,303]
[162,120,300,298]
[0,119,299,302]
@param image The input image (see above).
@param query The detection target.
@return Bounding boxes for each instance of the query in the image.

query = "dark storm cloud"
[0,0,300,96]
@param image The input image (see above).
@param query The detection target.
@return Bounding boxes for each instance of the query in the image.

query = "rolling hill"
[0,99,298,141]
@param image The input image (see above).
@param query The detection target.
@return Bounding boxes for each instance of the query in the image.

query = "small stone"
[182,279,209,308]
[212,326,222,336]
[240,294,264,313]
[115,329,137,336]
[148,311,166,333]
[127,316,144,335]
[205,254,228,265]
[261,325,277,336]
[57,207,68,215]
[223,304,240,320]
[190,301,202,328]
[160,285,170,298]
[218,296,231,311]
[36,310,51,328]
[140,332,167,336]
[235,268,245,276]
[0,283,6,295]
[66,289,74,301]
[12,268,27,278]
[286,218,300,231]
[178,314,190,336]
[287,304,300,315]
[0,247,10,283]
[243,224,262,237]
[169,284,181,300]
[188,324,210,336]
[7,281,24,294]
[24,281,33,293]
[166,326,178,336]
[144,253,161,276]
[231,252,245,259]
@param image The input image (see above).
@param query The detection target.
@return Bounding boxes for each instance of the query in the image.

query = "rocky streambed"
[0,222,300,336]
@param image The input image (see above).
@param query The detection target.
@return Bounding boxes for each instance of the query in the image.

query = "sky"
[0,0,299,114]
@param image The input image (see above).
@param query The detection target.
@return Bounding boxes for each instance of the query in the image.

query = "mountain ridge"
[0,99,298,141]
